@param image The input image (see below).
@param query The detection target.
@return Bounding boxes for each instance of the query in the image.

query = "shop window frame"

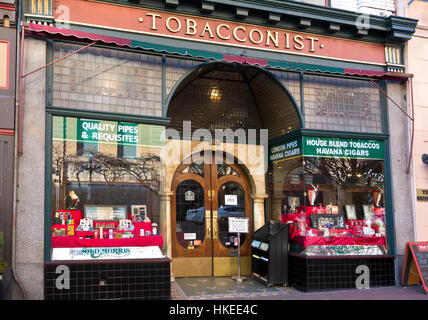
[44,39,396,260]
[267,128,395,256]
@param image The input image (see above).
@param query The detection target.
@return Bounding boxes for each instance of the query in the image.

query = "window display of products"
[270,136,388,256]
[50,116,164,257]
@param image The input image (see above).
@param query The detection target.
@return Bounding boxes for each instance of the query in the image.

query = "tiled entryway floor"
[171,277,428,300]
[171,276,295,300]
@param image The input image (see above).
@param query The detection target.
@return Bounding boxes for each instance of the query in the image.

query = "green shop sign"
[269,139,302,163]
[270,136,384,163]
[53,117,165,147]
[303,137,384,160]
[77,119,138,146]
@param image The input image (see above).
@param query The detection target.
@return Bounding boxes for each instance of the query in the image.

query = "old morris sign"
[52,246,164,260]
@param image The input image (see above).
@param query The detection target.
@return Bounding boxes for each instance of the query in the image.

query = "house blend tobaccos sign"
[270,136,383,163]
[303,137,384,160]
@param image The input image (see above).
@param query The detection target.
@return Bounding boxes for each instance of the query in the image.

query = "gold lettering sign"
[417,189,428,202]
[144,12,319,52]
[53,0,388,66]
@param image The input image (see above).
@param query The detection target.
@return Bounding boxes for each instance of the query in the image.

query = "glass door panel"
[175,180,205,250]
[217,181,247,249]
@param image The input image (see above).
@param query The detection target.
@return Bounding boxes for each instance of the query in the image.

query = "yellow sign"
[417,189,428,202]
[0,41,9,89]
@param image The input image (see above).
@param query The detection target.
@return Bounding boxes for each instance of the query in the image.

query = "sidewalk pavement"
[227,285,428,300]
[171,277,428,300]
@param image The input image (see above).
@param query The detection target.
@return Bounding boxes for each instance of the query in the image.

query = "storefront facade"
[14,0,418,299]
[405,0,428,241]
[0,0,16,271]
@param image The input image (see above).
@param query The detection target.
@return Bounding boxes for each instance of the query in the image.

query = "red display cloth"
[291,235,385,247]
[345,219,385,235]
[51,235,163,248]
[281,213,306,236]
[283,213,386,248]
[281,207,326,226]
[303,206,326,215]
[91,222,153,236]
[281,213,304,224]
[131,222,153,236]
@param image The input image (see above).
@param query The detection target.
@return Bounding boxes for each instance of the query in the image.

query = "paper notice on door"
[183,233,197,240]
[225,195,238,206]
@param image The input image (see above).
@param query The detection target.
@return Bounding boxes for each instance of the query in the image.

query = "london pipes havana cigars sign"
[55,0,386,65]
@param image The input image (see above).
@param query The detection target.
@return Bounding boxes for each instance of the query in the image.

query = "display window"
[50,115,165,259]
[269,136,387,256]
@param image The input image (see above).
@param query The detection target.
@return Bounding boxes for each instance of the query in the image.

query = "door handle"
[212,210,218,239]
[205,211,211,240]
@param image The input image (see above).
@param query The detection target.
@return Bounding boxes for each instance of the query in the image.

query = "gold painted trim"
[205,210,211,240]
[272,155,303,164]
[25,13,54,19]
[212,210,218,240]
[86,0,385,47]
[51,17,388,67]
[172,257,213,277]
[213,256,251,276]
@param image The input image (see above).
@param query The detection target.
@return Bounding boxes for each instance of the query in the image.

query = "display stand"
[229,217,249,283]
[251,221,289,287]
[231,232,246,282]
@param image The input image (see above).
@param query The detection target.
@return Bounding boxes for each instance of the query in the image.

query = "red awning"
[27,22,132,47]
[25,22,411,81]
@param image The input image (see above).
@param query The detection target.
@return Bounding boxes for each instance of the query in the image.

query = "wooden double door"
[171,154,252,277]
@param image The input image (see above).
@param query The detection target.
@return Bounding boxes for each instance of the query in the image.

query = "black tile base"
[44,259,171,300]
[289,253,395,292]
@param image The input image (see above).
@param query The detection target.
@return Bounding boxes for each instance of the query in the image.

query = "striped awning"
[26,22,408,79]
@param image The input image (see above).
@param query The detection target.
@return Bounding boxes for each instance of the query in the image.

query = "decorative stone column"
[159,191,174,258]
[251,194,268,231]
[159,190,174,280]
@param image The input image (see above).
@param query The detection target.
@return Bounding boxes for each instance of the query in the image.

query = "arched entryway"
[165,61,302,277]
[166,61,302,140]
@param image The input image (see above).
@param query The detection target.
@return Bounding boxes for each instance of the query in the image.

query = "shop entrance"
[171,153,252,277]
[166,61,303,277]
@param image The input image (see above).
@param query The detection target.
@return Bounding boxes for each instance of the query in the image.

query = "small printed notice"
[183,233,197,240]
[225,195,238,206]
[228,217,249,234]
